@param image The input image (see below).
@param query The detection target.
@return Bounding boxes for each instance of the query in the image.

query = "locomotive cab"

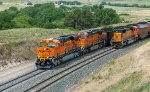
[112,27,127,48]
[113,32,122,42]
[36,34,81,68]
[36,39,62,68]
[77,31,89,49]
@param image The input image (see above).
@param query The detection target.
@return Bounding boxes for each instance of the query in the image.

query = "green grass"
[104,5,150,11]
[0,28,77,47]
[102,71,145,92]
[0,0,21,3]
[1,0,150,5]
[104,5,150,22]
[104,0,150,5]
[134,82,150,92]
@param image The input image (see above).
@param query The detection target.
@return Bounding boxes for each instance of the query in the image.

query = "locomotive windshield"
[81,33,87,39]
[39,42,47,47]
[48,42,56,48]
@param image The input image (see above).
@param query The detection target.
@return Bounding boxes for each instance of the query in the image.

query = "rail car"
[35,21,150,69]
[112,22,150,48]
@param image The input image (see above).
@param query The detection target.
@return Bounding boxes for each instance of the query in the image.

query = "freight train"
[35,21,150,68]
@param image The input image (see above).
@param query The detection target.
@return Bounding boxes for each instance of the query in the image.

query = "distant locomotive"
[35,21,150,69]
[112,22,150,48]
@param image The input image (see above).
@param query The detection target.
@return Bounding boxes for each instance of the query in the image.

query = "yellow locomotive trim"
[113,32,122,42]
[38,56,50,61]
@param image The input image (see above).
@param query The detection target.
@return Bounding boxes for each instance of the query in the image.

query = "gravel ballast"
[1,38,149,92]
[42,38,150,92]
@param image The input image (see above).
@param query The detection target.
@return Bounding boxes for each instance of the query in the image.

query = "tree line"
[0,3,120,30]
[57,1,81,5]
[102,2,150,8]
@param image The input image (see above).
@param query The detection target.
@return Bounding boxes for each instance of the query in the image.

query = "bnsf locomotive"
[35,21,150,68]
[112,22,150,48]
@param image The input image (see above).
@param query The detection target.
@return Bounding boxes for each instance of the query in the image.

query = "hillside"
[72,41,150,92]
[104,0,150,5]
[2,0,149,5]
[1,0,150,5]
[0,28,76,68]
[0,0,100,4]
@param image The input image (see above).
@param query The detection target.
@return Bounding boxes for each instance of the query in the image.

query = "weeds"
[92,74,103,81]
[109,58,116,65]
[134,82,150,92]
[102,71,143,92]
[0,28,76,61]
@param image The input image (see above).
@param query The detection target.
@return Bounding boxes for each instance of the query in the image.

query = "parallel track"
[0,69,46,91]
[1,38,149,92]
[25,48,116,92]
[0,47,115,92]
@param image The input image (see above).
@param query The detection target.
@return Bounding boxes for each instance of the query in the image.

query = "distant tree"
[65,8,95,29]
[101,1,106,5]
[81,8,95,29]
[59,5,71,15]
[95,8,120,26]
[9,7,18,11]
[27,2,33,5]
[12,15,32,28]
[0,2,120,30]
[0,7,18,30]
[0,2,3,5]
[132,4,139,7]
[92,4,104,11]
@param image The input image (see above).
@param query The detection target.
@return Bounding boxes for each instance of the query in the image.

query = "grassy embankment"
[0,28,77,66]
[101,0,150,23]
[104,5,150,23]
[73,41,150,92]
[0,21,129,67]
[0,0,22,3]
[0,0,150,66]
[104,0,150,5]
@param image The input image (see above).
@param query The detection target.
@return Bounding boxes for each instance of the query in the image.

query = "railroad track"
[25,48,117,92]
[1,38,149,92]
[0,69,46,92]
[0,47,116,92]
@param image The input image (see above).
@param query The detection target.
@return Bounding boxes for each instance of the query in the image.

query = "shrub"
[0,2,3,5]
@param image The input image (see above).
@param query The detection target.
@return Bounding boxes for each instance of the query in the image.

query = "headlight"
[47,57,49,58]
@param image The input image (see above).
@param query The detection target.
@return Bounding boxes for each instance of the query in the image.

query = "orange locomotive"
[112,22,150,48]
[36,29,110,68]
[36,21,150,68]
[36,34,81,68]
[77,29,105,53]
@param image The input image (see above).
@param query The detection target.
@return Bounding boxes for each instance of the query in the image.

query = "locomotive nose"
[36,46,53,60]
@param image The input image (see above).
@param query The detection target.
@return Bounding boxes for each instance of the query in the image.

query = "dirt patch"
[0,40,38,71]
[118,10,150,16]
[71,42,150,92]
